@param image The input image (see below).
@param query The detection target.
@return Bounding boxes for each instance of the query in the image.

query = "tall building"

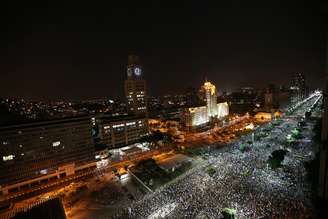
[0,116,96,196]
[290,73,308,103]
[264,84,279,111]
[201,81,218,117]
[124,55,147,116]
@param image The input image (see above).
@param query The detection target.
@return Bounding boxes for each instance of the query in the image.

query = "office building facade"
[290,72,308,104]
[0,117,96,195]
[182,106,209,129]
[97,115,148,149]
[217,102,229,118]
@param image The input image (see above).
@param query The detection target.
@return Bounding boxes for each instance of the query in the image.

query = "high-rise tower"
[201,80,218,117]
[124,55,147,116]
[290,73,308,103]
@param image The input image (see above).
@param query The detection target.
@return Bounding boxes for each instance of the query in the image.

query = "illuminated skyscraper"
[201,80,218,117]
[124,55,147,116]
[290,73,308,103]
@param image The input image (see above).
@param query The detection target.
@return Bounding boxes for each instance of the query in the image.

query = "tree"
[268,149,287,169]
[239,144,246,152]
[207,166,216,177]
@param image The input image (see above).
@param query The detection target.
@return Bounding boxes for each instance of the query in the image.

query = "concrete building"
[201,81,218,117]
[217,102,229,118]
[124,54,147,116]
[227,90,256,114]
[264,84,279,111]
[182,81,229,130]
[182,106,209,129]
[290,72,308,104]
[0,116,96,196]
[96,115,148,149]
[182,106,208,128]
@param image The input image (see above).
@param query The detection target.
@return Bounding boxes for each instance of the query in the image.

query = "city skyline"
[1,1,328,218]
[1,1,327,100]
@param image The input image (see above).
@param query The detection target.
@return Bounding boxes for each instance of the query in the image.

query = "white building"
[182,106,209,128]
[217,102,229,118]
[202,81,218,117]
[182,81,229,129]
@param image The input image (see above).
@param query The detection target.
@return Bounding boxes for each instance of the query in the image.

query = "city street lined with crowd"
[112,93,321,219]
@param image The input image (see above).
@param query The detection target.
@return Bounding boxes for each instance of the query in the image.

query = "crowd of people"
[110,96,320,219]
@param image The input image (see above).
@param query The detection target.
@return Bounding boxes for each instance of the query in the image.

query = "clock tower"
[124,54,147,116]
[126,54,143,79]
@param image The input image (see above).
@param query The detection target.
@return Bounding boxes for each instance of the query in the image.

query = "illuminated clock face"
[134,67,141,76]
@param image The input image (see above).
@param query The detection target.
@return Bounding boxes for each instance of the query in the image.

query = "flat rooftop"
[0,115,92,131]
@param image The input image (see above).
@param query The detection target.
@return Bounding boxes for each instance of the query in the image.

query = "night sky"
[1,1,328,100]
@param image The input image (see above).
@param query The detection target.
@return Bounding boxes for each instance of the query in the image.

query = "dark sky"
[1,1,328,100]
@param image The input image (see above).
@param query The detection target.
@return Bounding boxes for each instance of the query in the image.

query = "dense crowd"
[111,95,320,219]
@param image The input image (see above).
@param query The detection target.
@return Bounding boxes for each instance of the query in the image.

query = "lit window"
[113,124,125,128]
[52,141,61,147]
[126,122,136,126]
[2,141,8,145]
[3,155,15,161]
